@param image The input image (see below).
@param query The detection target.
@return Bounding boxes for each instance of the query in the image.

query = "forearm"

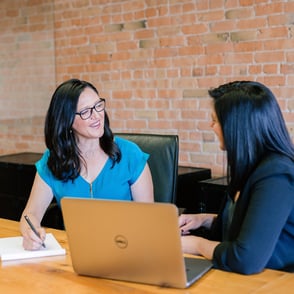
[20,173,54,235]
[197,237,220,259]
[20,211,41,236]
[181,235,220,259]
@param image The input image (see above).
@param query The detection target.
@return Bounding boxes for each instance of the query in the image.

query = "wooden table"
[0,218,293,293]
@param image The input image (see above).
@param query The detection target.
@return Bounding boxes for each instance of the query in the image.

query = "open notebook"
[61,198,212,288]
[0,233,66,261]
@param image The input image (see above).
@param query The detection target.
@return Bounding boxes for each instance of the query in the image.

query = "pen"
[24,215,46,248]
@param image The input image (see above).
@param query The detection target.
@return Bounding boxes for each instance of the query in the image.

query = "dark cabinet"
[176,166,211,211]
[0,152,42,221]
[0,152,64,229]
[197,176,228,213]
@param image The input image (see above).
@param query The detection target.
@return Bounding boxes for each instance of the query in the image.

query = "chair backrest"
[115,133,179,203]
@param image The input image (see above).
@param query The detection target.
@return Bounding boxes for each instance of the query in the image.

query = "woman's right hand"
[179,214,204,235]
[21,215,46,250]
[179,213,216,235]
[22,226,46,250]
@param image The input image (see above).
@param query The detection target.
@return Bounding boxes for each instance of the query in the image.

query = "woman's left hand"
[181,235,202,255]
[181,235,220,259]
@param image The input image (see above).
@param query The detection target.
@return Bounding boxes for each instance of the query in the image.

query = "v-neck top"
[36,137,149,205]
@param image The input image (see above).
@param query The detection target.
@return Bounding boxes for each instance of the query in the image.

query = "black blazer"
[212,153,294,274]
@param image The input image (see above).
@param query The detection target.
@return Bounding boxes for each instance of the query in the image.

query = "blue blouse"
[36,137,149,205]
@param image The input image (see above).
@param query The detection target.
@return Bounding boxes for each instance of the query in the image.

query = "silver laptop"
[61,198,212,289]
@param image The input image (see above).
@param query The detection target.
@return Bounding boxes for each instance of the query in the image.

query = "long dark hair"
[44,78,121,182]
[209,80,294,197]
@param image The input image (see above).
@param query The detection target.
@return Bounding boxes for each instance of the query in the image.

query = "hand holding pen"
[24,215,46,248]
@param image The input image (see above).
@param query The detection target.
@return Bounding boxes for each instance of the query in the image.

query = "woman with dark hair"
[179,81,294,274]
[20,79,153,250]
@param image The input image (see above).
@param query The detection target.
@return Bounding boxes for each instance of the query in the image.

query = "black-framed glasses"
[75,98,106,120]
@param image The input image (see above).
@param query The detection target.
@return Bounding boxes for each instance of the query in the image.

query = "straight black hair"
[209,81,294,197]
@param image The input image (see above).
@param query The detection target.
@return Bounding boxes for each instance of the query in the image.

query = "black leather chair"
[115,133,179,203]
[42,133,179,229]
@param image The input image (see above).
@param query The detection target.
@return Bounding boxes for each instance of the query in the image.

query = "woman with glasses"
[179,81,294,274]
[20,79,154,250]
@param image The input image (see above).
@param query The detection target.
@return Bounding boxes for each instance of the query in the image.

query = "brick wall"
[0,0,55,154]
[1,0,294,176]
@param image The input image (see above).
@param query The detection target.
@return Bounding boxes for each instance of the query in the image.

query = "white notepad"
[0,233,66,261]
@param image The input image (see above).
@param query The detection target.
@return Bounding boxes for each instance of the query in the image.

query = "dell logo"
[114,235,128,249]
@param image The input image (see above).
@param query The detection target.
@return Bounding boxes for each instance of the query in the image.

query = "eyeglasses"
[75,98,106,120]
